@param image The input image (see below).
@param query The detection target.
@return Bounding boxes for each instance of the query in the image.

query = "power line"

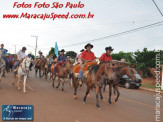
[152,0,163,17]
[59,21,163,48]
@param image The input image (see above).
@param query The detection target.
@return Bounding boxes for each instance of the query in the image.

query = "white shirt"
[17,50,26,60]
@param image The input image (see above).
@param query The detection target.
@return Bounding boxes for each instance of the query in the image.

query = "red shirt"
[81,50,95,61]
[100,53,112,62]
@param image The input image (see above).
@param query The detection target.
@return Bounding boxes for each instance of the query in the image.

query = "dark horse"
[103,66,136,104]
[35,59,47,78]
[82,62,114,108]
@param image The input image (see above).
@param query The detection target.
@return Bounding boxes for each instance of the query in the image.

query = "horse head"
[103,62,114,81]
[122,66,136,81]
[23,57,32,72]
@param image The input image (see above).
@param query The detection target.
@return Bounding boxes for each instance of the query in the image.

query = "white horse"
[0,51,6,82]
[12,57,32,93]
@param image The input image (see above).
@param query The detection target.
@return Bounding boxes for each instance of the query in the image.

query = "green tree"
[65,51,77,59]
[48,47,57,58]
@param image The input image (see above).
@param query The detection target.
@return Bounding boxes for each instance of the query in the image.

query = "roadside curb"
[140,87,163,94]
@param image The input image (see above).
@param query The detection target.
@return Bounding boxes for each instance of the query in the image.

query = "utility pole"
[31,35,38,59]
[13,45,16,54]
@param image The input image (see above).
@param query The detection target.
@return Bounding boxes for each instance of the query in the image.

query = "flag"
[55,42,59,57]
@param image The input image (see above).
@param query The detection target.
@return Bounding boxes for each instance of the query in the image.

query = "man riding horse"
[0,44,9,71]
[100,46,113,63]
[100,46,114,84]
[35,51,44,68]
[78,43,96,84]
[13,47,27,74]
[53,49,66,76]
[47,54,54,68]
[75,49,84,64]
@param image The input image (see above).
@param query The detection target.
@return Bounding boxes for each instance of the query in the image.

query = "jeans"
[3,56,9,68]
[53,64,57,75]
[78,65,84,79]
[13,61,20,70]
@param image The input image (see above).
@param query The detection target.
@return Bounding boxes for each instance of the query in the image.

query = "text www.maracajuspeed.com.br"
[3,12,94,20]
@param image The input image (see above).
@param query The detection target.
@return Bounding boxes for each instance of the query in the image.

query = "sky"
[0,0,163,57]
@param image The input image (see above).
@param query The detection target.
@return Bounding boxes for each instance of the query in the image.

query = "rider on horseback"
[0,44,9,71]
[13,47,27,73]
[75,49,84,64]
[78,43,95,84]
[100,46,114,84]
[47,54,54,68]
[100,46,114,63]
[53,49,66,76]
[38,51,43,59]
[35,51,44,68]
[27,52,34,71]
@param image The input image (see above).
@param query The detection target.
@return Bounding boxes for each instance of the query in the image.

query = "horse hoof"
[18,87,21,90]
[108,100,112,104]
[97,107,101,110]
[96,105,101,109]
[115,99,118,102]
[62,88,64,91]
[74,95,77,100]
[102,99,105,102]
[23,91,27,94]
[52,84,54,87]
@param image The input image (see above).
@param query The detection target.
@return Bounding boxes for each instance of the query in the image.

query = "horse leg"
[12,74,16,85]
[83,85,91,103]
[0,72,2,82]
[52,75,56,87]
[99,86,105,102]
[23,75,27,93]
[108,84,112,104]
[103,82,106,92]
[56,77,60,88]
[113,86,116,95]
[17,75,21,90]
[61,78,65,91]
[95,86,101,109]
[35,69,38,77]
[114,85,120,102]
[73,77,79,100]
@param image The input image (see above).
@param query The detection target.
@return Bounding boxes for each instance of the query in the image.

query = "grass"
[141,84,156,89]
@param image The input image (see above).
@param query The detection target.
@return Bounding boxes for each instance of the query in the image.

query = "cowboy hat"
[105,46,114,51]
[80,49,84,52]
[85,43,93,49]
[22,47,27,50]
[38,51,43,54]
[60,49,65,52]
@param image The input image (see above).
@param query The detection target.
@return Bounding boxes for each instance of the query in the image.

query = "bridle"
[21,59,30,73]
[104,63,114,80]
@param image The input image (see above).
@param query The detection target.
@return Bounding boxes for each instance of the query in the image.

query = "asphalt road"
[0,71,162,122]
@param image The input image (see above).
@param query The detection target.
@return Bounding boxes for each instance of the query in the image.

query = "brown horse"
[83,62,114,108]
[44,62,53,80]
[35,58,47,78]
[103,66,136,104]
[52,62,73,91]
[72,62,98,99]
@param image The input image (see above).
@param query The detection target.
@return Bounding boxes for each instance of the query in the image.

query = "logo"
[2,105,33,121]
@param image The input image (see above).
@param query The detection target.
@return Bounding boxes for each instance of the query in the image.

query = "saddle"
[55,62,66,73]
[73,62,97,77]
